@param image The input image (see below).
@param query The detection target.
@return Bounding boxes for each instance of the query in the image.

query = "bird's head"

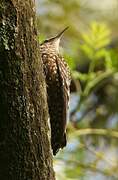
[41,27,68,53]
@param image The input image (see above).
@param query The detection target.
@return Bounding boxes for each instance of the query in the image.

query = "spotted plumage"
[40,27,71,155]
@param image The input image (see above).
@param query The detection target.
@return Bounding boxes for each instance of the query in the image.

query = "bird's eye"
[44,39,48,43]
[40,39,49,45]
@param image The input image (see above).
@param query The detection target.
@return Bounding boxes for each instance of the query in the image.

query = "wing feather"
[55,56,71,133]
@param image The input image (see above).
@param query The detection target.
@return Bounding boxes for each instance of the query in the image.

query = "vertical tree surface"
[0,0,55,179]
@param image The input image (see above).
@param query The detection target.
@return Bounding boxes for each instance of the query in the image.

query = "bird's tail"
[52,132,67,155]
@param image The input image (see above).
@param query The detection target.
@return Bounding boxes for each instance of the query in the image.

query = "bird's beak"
[54,27,69,40]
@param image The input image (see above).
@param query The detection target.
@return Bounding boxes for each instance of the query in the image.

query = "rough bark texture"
[0,0,55,179]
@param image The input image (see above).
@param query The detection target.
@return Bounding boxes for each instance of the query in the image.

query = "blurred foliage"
[36,0,118,179]
[73,22,116,99]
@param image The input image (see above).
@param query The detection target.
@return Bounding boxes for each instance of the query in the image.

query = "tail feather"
[52,133,67,155]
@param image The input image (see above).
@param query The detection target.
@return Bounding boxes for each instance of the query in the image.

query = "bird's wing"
[55,56,71,133]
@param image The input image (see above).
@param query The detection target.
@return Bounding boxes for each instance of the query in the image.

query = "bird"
[40,27,71,155]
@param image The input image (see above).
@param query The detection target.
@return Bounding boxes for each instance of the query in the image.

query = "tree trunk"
[0,0,55,179]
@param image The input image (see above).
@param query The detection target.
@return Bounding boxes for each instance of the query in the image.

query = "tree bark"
[0,0,55,179]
